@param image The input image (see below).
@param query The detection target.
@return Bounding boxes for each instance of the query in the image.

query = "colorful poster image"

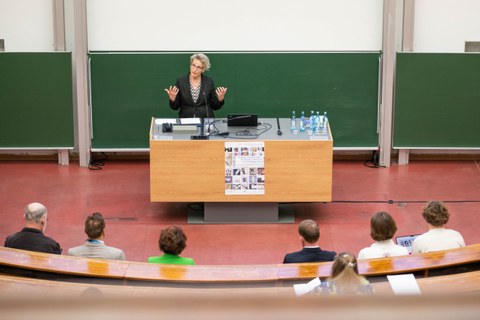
[225,142,265,195]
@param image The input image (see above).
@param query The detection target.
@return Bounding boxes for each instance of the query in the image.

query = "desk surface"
[151,118,332,141]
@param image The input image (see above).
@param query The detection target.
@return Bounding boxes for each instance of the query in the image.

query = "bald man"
[5,202,62,254]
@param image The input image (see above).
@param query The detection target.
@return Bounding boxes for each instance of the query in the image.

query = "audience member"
[319,252,373,295]
[358,211,409,259]
[283,219,336,263]
[148,226,195,265]
[4,202,62,254]
[412,201,465,254]
[68,212,126,260]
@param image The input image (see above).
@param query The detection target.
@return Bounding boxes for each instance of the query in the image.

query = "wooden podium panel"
[150,122,332,203]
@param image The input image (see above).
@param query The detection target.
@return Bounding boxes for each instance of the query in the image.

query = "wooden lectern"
[150,118,333,223]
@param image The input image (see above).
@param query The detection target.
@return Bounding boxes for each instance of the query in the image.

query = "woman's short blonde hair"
[190,53,211,72]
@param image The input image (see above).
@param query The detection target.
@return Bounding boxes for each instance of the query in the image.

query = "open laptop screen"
[227,114,258,126]
[395,234,420,254]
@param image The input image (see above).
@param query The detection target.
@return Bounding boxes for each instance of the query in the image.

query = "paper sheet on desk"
[180,118,201,125]
[293,277,321,297]
[155,118,176,125]
[387,274,421,295]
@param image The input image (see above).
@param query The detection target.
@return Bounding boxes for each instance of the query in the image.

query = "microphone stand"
[204,92,211,135]
[190,92,210,140]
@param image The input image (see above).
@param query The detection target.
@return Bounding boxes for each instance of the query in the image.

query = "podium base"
[187,202,295,224]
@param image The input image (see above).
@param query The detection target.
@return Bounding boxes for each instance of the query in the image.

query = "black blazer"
[169,74,224,118]
[283,247,336,264]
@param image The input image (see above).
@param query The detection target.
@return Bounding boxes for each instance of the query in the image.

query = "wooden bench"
[2,270,480,298]
[0,247,129,283]
[1,244,479,286]
[372,269,480,295]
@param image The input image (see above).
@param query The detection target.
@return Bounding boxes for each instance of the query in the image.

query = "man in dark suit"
[283,219,336,263]
[5,202,62,254]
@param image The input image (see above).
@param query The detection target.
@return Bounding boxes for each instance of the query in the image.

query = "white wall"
[0,0,54,51]
[86,0,383,51]
[414,0,480,52]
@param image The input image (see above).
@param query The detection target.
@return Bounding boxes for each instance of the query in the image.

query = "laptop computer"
[395,234,420,254]
[227,114,258,126]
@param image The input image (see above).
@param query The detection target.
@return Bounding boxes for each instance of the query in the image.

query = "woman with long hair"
[321,252,373,295]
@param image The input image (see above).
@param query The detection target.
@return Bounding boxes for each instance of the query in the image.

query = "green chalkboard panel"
[89,52,380,149]
[394,53,480,148]
[0,52,74,148]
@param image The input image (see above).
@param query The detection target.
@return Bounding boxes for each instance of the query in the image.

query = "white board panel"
[414,0,480,52]
[86,0,383,51]
[0,0,54,51]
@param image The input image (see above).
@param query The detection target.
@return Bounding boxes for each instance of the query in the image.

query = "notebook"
[227,114,258,126]
[395,234,420,254]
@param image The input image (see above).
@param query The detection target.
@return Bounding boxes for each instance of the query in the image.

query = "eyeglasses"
[191,63,204,70]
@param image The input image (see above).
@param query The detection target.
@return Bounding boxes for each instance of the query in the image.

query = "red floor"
[1,160,479,265]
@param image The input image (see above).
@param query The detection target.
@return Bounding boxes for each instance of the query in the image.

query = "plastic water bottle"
[299,111,306,132]
[322,111,328,134]
[314,111,321,134]
[291,111,298,134]
[309,110,316,134]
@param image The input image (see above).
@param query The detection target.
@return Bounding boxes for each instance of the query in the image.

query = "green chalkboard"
[394,53,480,148]
[0,52,74,148]
[89,52,380,149]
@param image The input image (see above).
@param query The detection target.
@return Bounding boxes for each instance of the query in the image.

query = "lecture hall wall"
[1,0,479,52]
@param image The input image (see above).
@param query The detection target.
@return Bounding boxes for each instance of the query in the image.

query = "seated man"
[5,202,62,254]
[283,219,336,263]
[412,201,465,254]
[148,226,195,265]
[68,212,126,260]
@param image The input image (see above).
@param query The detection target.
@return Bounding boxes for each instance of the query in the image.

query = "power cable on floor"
[364,150,383,168]
[88,152,107,170]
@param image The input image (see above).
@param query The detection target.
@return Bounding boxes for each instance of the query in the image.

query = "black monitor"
[227,114,258,126]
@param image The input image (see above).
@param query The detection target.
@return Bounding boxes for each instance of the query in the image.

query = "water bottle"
[309,110,316,134]
[322,111,328,134]
[291,111,298,134]
[299,111,306,132]
[313,111,322,134]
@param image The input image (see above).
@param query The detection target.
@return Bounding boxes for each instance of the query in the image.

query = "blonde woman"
[165,53,227,118]
[320,252,373,295]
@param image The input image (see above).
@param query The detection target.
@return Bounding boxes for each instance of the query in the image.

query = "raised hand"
[216,87,228,102]
[164,86,179,102]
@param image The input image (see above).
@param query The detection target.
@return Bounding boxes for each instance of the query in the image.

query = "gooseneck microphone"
[204,92,211,134]
[277,117,283,136]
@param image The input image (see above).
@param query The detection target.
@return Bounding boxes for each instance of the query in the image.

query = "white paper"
[155,118,177,125]
[293,277,321,297]
[387,274,422,295]
[180,118,201,125]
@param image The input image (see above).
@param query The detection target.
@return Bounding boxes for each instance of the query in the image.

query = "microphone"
[204,92,211,134]
[277,117,283,136]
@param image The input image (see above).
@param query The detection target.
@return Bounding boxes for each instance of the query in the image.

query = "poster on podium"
[224,142,265,195]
